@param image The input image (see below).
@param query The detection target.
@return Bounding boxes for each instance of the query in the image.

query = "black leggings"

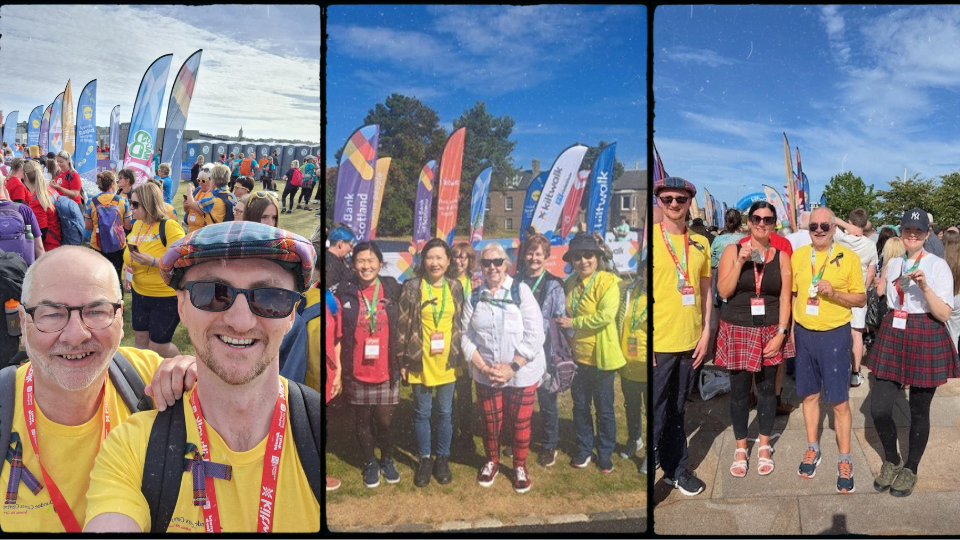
[298,183,316,205]
[354,404,394,464]
[281,183,299,209]
[871,377,936,473]
[729,365,778,440]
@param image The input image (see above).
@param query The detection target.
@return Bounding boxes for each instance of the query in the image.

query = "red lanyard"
[190,379,287,533]
[895,251,925,307]
[22,365,109,533]
[752,246,771,296]
[660,225,690,284]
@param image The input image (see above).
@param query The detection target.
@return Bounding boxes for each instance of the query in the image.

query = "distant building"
[610,165,648,229]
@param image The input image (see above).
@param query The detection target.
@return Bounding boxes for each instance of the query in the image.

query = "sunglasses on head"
[658,195,690,205]
[183,280,303,318]
[809,222,832,232]
[250,191,270,200]
[750,215,776,225]
[480,258,504,268]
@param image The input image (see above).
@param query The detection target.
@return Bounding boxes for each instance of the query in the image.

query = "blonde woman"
[21,160,61,252]
[52,150,82,204]
[243,191,281,228]
[43,157,58,183]
[183,163,229,232]
[123,181,186,357]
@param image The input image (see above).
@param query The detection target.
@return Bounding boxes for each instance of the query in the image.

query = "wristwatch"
[509,361,521,372]
[776,327,788,336]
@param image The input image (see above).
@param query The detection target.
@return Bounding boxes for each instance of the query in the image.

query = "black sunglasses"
[749,215,776,225]
[658,195,690,205]
[183,280,303,318]
[480,258,505,268]
[130,200,140,209]
[809,222,832,232]
[570,251,597,262]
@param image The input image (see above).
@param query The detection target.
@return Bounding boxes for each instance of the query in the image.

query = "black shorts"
[131,290,181,344]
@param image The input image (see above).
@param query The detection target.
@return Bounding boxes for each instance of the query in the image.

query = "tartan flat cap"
[159,222,317,292]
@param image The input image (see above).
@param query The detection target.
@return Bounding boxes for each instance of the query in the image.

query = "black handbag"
[864,286,888,330]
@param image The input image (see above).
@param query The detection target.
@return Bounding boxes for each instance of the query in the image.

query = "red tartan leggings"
[475,383,538,467]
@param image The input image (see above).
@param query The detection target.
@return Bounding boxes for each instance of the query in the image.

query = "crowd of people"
[653,174,960,499]
[324,223,648,494]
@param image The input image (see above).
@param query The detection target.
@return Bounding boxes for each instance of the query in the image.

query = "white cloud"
[820,5,851,64]
[660,46,736,67]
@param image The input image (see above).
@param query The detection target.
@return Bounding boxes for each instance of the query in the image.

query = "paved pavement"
[653,361,960,535]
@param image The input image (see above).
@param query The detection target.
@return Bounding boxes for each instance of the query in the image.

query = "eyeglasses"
[480,258,505,268]
[570,251,597,262]
[809,222,832,232]
[750,215,776,225]
[658,195,689,206]
[183,280,303,318]
[24,301,123,333]
[130,200,140,209]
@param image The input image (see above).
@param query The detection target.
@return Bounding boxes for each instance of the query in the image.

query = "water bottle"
[23,225,34,265]
[5,299,20,337]
[24,225,33,242]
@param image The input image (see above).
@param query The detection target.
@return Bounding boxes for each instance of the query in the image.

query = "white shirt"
[785,229,812,251]
[884,253,954,314]
[948,290,960,347]
[460,275,546,388]
[835,229,878,281]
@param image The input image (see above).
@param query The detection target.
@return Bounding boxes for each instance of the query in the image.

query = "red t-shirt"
[738,233,793,256]
[53,170,82,204]
[5,175,29,204]
[351,282,390,384]
[42,187,62,252]
[325,294,341,404]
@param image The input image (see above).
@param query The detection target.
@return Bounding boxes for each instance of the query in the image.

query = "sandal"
[730,447,748,478]
[757,445,775,476]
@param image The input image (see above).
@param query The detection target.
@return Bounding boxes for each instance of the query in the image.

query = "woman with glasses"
[242,191,281,228]
[123,182,186,358]
[461,243,545,493]
[396,238,465,488]
[557,232,626,473]
[716,201,793,477]
[865,208,960,497]
[335,242,403,488]
[449,241,479,453]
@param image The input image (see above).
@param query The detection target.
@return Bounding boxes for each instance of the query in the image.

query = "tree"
[580,141,626,182]
[821,171,879,223]
[333,94,448,238]
[876,173,935,225]
[931,172,960,228]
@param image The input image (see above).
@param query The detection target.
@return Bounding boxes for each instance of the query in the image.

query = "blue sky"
[655,5,960,209]
[327,5,646,174]
[0,5,319,141]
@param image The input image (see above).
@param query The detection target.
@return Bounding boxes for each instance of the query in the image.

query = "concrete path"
[653,365,960,535]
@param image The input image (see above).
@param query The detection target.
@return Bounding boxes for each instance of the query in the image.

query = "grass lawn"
[113,177,321,355]
[325,379,648,531]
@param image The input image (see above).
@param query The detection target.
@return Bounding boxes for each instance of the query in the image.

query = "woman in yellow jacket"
[557,233,626,473]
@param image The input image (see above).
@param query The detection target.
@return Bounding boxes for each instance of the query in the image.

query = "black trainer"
[414,457,433,487]
[433,456,453,484]
[664,469,705,496]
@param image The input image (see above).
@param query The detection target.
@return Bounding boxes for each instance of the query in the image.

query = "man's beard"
[195,328,273,386]
[25,338,111,392]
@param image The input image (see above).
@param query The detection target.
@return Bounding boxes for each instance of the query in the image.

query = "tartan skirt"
[715,320,796,372]
[346,378,399,406]
[865,311,960,387]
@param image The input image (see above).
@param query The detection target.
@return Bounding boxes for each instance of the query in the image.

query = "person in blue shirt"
[156,163,175,206]
[297,157,317,211]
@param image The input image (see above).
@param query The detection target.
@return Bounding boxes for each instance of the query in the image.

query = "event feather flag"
[369,157,392,239]
[74,80,98,183]
[795,146,805,212]
[783,132,798,231]
[333,124,380,241]
[1,111,17,154]
[529,143,589,240]
[690,192,703,221]
[469,166,493,245]
[820,192,826,208]
[161,50,203,189]
[586,143,617,235]
[123,54,174,187]
[413,160,437,251]
[39,105,51,155]
[26,106,43,150]
[109,105,120,167]
[559,169,589,241]
[762,184,789,227]
[435,127,467,244]
[519,172,548,243]
[62,80,75,160]
[712,194,723,229]
[652,141,667,207]
[50,93,63,154]
[702,188,715,228]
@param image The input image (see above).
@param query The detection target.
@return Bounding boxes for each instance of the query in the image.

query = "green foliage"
[876,173,935,224]
[581,141,626,183]
[822,171,879,222]
[931,172,960,228]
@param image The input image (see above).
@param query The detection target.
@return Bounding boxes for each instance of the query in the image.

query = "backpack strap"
[0,365,18,489]
[143,397,186,534]
[287,381,322,507]
[108,351,154,413]
[158,218,168,247]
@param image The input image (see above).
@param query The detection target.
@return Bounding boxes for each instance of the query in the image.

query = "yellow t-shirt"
[0,347,163,532]
[123,219,187,297]
[85,193,132,252]
[303,288,323,393]
[185,189,226,233]
[652,224,712,352]
[84,380,320,533]
[408,280,457,386]
[791,243,865,331]
[620,290,647,382]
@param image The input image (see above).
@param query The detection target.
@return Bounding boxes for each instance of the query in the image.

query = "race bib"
[750,298,765,316]
[892,309,908,330]
[189,213,196,223]
[680,285,695,306]
[805,298,820,316]
[627,337,639,356]
[364,337,380,360]
[430,331,445,355]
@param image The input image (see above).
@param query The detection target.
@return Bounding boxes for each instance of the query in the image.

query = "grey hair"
[811,206,836,224]
[211,163,230,188]
[480,242,512,269]
[22,246,122,305]
[55,150,75,172]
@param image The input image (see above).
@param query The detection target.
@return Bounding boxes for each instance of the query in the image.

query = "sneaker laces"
[838,460,853,479]
[481,461,496,477]
[516,466,528,483]
[802,448,818,465]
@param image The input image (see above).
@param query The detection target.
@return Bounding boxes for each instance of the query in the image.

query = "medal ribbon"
[361,279,381,334]
[22,365,109,533]
[190,379,287,533]
[660,226,690,286]
[810,245,834,288]
[571,272,599,316]
[752,245,771,297]
[629,288,647,332]
[894,250,924,307]
[528,271,546,295]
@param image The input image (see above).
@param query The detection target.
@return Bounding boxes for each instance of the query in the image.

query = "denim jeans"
[621,377,647,445]
[536,384,559,451]
[411,382,455,458]
[571,364,617,461]
[653,351,696,480]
